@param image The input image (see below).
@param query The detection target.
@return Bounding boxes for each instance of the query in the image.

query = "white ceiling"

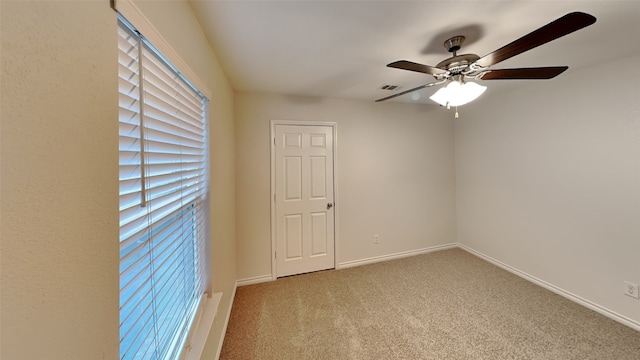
[189,1,640,104]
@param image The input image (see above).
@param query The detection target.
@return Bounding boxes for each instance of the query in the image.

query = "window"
[117,17,209,360]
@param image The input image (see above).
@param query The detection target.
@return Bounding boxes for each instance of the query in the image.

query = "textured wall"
[234,93,457,281]
[455,54,640,325]
[1,1,120,358]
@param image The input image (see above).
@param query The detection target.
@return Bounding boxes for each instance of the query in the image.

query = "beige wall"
[1,1,119,358]
[1,0,237,358]
[235,93,457,281]
[455,54,640,324]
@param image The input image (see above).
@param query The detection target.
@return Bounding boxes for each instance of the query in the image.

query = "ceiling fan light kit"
[429,80,487,107]
[376,11,597,116]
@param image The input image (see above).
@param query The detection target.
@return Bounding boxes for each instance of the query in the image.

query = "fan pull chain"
[446,102,459,118]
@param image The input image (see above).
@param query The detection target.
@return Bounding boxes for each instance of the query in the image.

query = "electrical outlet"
[624,281,639,299]
[373,234,379,244]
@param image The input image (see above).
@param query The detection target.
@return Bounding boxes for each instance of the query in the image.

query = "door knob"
[327,202,334,210]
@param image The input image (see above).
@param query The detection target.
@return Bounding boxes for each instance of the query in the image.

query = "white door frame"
[270,120,339,279]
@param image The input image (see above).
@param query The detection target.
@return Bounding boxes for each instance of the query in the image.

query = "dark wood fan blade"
[475,12,596,68]
[477,66,568,80]
[387,60,447,76]
[375,82,442,102]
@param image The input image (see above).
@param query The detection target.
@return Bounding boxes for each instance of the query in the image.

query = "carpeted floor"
[220,248,640,359]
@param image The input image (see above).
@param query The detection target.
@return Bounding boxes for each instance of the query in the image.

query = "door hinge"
[273,137,276,146]
[274,194,276,202]
[275,251,277,259]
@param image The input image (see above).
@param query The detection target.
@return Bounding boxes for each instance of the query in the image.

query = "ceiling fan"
[375,12,597,104]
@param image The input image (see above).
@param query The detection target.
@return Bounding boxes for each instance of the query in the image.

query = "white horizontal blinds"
[118,17,208,360]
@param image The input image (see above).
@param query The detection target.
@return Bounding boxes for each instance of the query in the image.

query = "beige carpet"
[220,248,640,359]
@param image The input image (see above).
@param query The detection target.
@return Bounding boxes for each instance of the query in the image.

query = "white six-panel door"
[273,124,335,277]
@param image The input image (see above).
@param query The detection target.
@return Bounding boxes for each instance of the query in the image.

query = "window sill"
[184,292,222,360]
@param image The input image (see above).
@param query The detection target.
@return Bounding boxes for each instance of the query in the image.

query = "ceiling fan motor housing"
[436,53,480,75]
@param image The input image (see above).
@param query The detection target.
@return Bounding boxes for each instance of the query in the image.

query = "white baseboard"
[237,245,458,285]
[458,243,640,332]
[237,274,275,287]
[214,281,237,360]
[337,243,457,270]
